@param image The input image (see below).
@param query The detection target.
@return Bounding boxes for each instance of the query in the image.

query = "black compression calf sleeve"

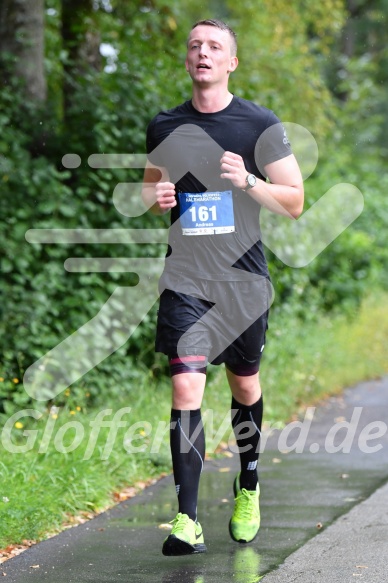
[231,395,263,491]
[170,408,205,521]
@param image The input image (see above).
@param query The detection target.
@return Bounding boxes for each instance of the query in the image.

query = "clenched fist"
[220,151,248,190]
[155,181,177,212]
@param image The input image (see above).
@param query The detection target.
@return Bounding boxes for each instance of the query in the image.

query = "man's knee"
[226,368,262,405]
[169,356,208,410]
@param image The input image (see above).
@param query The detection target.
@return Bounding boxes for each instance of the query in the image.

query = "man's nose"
[199,44,208,57]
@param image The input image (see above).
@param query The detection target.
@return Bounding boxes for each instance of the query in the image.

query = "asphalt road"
[2,376,388,582]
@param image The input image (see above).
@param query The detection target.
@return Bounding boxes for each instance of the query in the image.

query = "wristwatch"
[244,173,257,191]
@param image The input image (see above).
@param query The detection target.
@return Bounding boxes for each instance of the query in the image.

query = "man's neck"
[191,86,234,113]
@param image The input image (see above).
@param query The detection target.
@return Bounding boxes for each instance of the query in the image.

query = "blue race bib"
[178,190,235,236]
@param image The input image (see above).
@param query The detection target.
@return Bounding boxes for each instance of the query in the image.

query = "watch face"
[247,174,256,187]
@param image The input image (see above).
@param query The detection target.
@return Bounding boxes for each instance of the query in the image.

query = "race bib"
[178,190,235,236]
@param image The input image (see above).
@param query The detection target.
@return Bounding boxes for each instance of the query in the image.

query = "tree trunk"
[61,0,101,124]
[0,0,47,102]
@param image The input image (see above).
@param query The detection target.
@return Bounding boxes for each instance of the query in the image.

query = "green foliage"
[0,0,186,412]
[227,0,346,142]
[1,0,387,418]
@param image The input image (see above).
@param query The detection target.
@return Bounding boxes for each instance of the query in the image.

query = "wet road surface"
[3,377,388,582]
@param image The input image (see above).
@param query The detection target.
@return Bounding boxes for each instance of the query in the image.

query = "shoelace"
[170,513,191,534]
[235,489,259,520]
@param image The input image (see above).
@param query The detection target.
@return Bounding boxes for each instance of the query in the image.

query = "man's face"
[185,25,238,87]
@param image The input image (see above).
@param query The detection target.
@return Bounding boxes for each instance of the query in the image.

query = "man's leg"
[227,368,263,543]
[170,367,206,520]
[227,369,263,490]
[162,359,207,556]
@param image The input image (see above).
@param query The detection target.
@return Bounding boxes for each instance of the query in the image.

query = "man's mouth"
[197,64,211,69]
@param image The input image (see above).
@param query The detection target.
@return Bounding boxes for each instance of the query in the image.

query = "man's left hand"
[220,151,248,190]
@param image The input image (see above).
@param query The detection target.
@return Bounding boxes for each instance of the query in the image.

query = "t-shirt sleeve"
[254,110,292,176]
[146,116,164,167]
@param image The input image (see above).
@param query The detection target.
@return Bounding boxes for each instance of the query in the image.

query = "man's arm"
[141,161,177,215]
[220,152,304,219]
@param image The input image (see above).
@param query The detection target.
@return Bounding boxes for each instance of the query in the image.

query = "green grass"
[0,379,173,548]
[1,291,387,548]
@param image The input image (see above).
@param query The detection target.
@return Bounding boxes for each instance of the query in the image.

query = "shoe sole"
[162,535,207,556]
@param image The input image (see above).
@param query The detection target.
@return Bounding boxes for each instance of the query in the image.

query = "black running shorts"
[155,276,271,376]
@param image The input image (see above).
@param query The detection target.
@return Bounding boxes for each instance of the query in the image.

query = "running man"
[142,19,304,555]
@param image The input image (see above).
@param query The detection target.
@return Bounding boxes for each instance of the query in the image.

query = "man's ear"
[185,58,189,72]
[227,56,239,73]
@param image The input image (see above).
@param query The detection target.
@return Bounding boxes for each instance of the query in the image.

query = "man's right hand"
[155,181,177,213]
[142,163,176,215]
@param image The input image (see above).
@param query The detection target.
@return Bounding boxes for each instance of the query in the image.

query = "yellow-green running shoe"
[162,513,207,556]
[229,474,261,543]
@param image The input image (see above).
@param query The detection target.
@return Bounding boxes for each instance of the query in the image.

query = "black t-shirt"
[146,96,291,281]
